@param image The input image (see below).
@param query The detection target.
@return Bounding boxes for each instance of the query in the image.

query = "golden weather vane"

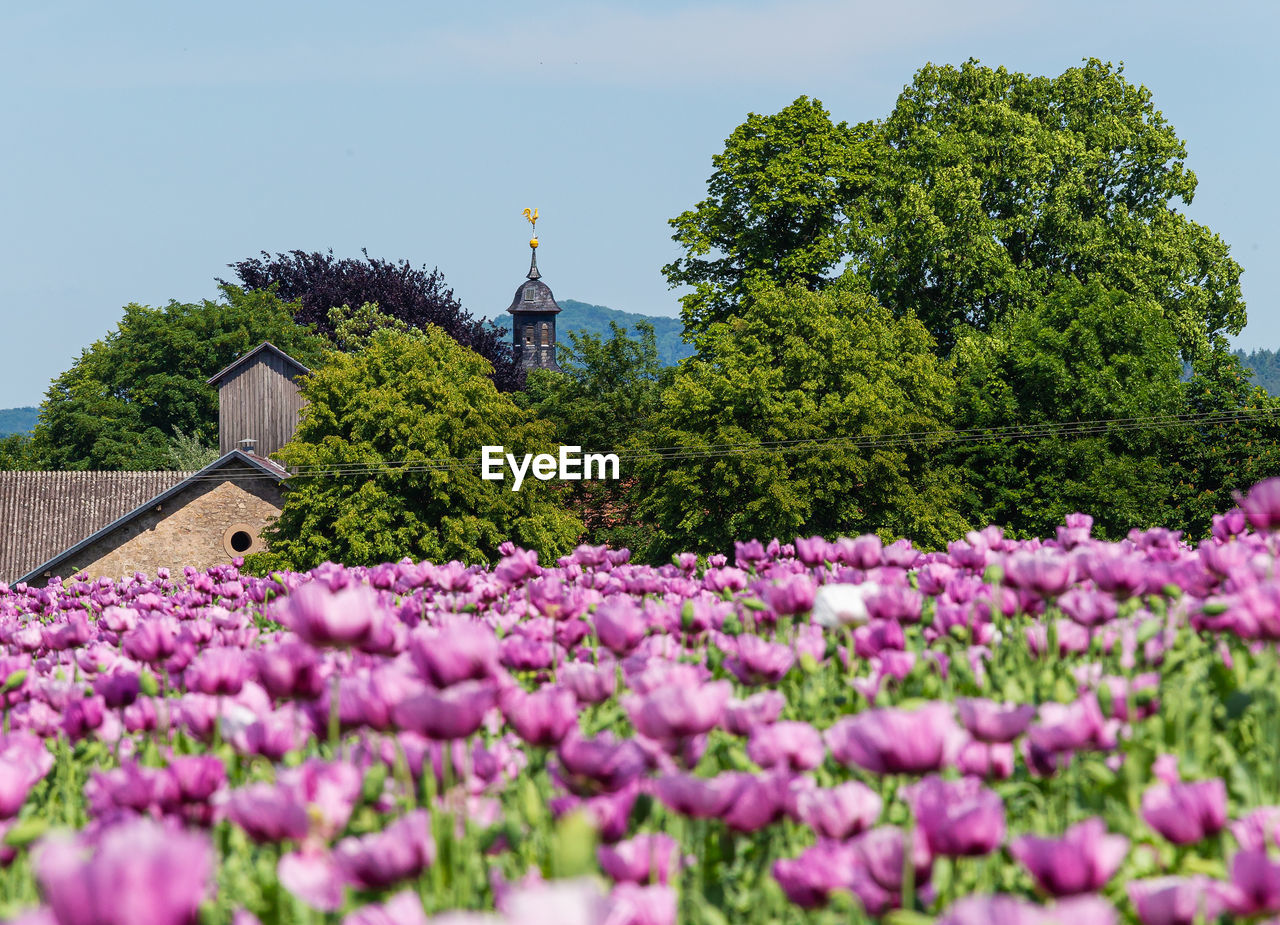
[522,207,539,249]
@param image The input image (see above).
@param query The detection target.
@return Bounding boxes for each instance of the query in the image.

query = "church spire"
[508,208,561,372]
[523,207,541,280]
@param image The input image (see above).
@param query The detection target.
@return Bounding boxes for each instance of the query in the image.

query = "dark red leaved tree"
[223,249,523,391]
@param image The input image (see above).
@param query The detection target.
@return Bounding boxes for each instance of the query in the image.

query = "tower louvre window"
[540,323,551,346]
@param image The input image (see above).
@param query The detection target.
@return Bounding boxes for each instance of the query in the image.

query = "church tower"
[507,209,562,372]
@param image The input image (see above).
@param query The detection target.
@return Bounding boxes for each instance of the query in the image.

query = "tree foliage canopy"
[261,327,583,570]
[636,283,966,558]
[523,321,671,554]
[946,281,1186,537]
[667,60,1245,360]
[30,286,329,471]
[225,249,522,390]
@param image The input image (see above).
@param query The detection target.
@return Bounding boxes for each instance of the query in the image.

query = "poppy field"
[6,483,1280,924]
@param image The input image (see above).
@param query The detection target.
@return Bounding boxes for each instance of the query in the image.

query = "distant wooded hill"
[0,407,36,437]
[555,301,693,368]
[1237,349,1280,395]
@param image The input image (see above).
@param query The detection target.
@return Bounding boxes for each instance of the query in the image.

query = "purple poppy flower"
[234,708,310,762]
[276,582,382,649]
[1003,550,1075,598]
[1084,548,1148,599]
[607,883,676,925]
[34,819,213,925]
[555,732,649,796]
[833,535,882,569]
[121,618,179,665]
[761,575,816,616]
[1009,817,1129,896]
[726,635,795,685]
[334,810,435,891]
[773,842,859,909]
[559,661,616,705]
[62,696,106,742]
[223,781,312,843]
[825,703,958,775]
[279,848,345,912]
[168,755,227,805]
[1240,477,1280,532]
[252,641,325,701]
[746,722,824,771]
[723,772,788,833]
[954,739,1015,780]
[393,680,496,740]
[938,894,1117,925]
[794,536,832,567]
[1027,695,1106,755]
[723,690,785,736]
[594,598,648,656]
[408,621,500,688]
[186,646,253,696]
[956,699,1035,744]
[1230,806,1280,851]
[494,547,541,587]
[598,833,681,885]
[0,733,53,819]
[623,680,731,741]
[1127,876,1237,925]
[1142,778,1228,844]
[1225,848,1280,916]
[1057,588,1119,627]
[653,772,742,820]
[342,891,436,925]
[501,685,578,747]
[792,780,882,840]
[904,775,1005,857]
[849,824,933,894]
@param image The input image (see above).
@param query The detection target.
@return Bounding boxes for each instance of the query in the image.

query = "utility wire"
[81,404,1280,485]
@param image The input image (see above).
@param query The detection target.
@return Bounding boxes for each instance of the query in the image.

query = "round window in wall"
[222,523,261,557]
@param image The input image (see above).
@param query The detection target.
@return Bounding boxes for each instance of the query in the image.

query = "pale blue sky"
[1,0,1275,407]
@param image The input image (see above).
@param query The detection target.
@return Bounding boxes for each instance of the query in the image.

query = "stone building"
[507,239,562,371]
[0,342,308,585]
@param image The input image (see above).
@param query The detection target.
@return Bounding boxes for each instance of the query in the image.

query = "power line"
[100,404,1280,485]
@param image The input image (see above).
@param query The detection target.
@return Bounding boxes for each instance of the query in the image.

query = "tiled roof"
[0,470,192,584]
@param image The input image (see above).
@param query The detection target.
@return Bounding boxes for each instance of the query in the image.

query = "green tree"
[1166,350,1280,537]
[0,434,35,470]
[30,286,329,470]
[635,283,966,558]
[667,61,1244,360]
[326,302,412,353]
[523,321,670,554]
[261,326,583,569]
[664,97,866,335]
[947,281,1185,538]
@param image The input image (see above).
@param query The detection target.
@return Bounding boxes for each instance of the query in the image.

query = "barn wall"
[217,351,307,457]
[36,469,283,582]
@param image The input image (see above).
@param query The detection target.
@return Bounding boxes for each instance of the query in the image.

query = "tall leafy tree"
[947,281,1185,538]
[664,97,866,335]
[636,283,966,558]
[1166,350,1280,537]
[260,326,583,570]
[667,61,1244,360]
[523,321,670,554]
[30,286,329,471]
[225,249,523,390]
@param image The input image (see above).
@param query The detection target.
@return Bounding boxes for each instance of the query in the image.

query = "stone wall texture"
[40,470,283,582]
